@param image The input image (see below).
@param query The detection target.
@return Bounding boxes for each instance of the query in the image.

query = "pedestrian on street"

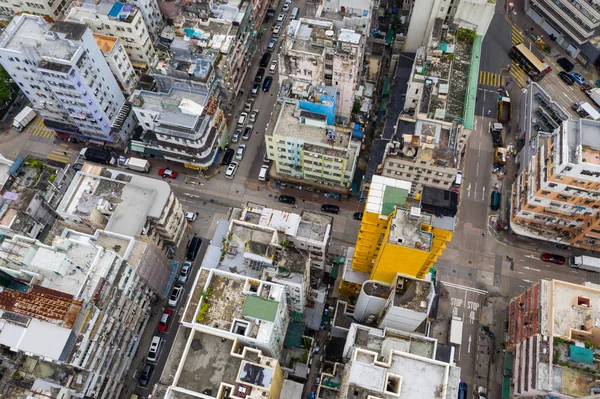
[482,231,486,236]
[63,151,67,156]
[487,110,491,116]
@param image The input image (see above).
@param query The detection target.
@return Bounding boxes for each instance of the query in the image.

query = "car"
[263,76,273,92]
[232,129,241,143]
[321,204,340,214]
[72,162,84,172]
[353,212,363,220]
[168,285,183,307]
[255,69,265,84]
[237,112,248,127]
[251,83,261,97]
[157,308,173,332]
[277,12,286,22]
[260,52,271,68]
[185,212,197,222]
[187,237,202,261]
[269,60,278,74]
[557,57,574,72]
[225,161,238,179]
[222,148,235,165]
[244,98,255,112]
[267,38,278,52]
[147,335,163,362]
[273,24,282,35]
[158,168,177,179]
[178,261,192,283]
[249,109,259,122]
[458,382,468,399]
[282,1,291,11]
[259,164,269,181]
[558,71,574,85]
[139,364,154,387]
[541,253,566,264]
[242,126,252,140]
[263,151,271,163]
[570,71,585,85]
[477,386,487,399]
[235,144,246,160]
[278,195,296,204]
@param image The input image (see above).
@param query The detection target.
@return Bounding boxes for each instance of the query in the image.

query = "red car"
[541,253,566,265]
[158,309,173,332]
[158,168,177,179]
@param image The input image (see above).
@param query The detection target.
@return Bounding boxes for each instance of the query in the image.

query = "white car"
[168,286,183,307]
[273,24,282,35]
[249,109,259,122]
[282,1,291,11]
[277,12,286,22]
[244,99,254,112]
[178,261,192,283]
[269,60,278,74]
[185,212,197,222]
[235,144,246,160]
[225,161,238,179]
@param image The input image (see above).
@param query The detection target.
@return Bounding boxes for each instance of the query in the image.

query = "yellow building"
[343,176,458,292]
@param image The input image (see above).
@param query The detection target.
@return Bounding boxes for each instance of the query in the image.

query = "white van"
[454,172,463,186]
[259,165,269,181]
[147,335,163,362]
[291,7,299,20]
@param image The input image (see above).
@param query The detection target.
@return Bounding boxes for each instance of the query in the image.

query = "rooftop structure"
[93,33,138,94]
[181,268,289,358]
[265,100,360,194]
[508,279,600,397]
[56,164,186,249]
[512,82,600,251]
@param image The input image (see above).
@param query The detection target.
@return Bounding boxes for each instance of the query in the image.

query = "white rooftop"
[338,29,361,44]
[366,175,412,215]
[0,316,72,360]
[242,204,301,236]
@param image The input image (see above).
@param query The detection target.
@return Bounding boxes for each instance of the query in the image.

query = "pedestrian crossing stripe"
[479,71,505,87]
[510,60,527,87]
[47,146,72,163]
[512,25,524,46]
[27,117,54,139]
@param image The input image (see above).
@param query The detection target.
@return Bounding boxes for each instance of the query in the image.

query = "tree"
[0,65,11,103]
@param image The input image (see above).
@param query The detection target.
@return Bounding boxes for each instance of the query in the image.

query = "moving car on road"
[158,168,177,179]
[570,72,585,85]
[353,212,363,220]
[321,204,340,214]
[540,253,566,265]
[278,195,296,204]
[558,71,574,85]
[269,60,278,74]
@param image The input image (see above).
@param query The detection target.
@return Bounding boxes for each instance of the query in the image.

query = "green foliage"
[196,301,209,322]
[542,45,552,54]
[352,99,361,114]
[0,64,11,103]
[48,174,56,183]
[457,28,476,43]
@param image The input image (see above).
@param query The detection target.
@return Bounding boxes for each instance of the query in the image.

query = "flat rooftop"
[93,33,117,53]
[58,166,172,237]
[268,101,351,151]
[388,208,432,251]
[241,203,302,236]
[0,15,80,61]
[132,87,208,129]
[420,186,459,231]
[365,175,412,215]
[297,211,331,243]
[346,324,437,360]
[580,119,600,166]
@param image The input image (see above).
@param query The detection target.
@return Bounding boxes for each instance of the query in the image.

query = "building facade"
[93,34,138,94]
[0,15,133,145]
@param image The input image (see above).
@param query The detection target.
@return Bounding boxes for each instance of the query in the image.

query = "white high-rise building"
[0,15,134,145]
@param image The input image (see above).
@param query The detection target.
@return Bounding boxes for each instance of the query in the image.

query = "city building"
[181,268,290,358]
[158,330,286,399]
[512,82,600,252]
[56,163,187,251]
[66,1,158,68]
[130,69,226,168]
[0,15,134,145]
[265,99,361,195]
[315,0,373,31]
[93,34,138,94]
[403,0,494,52]
[316,323,460,399]
[0,0,68,20]
[0,156,76,241]
[525,0,600,67]
[129,0,162,37]
[278,18,365,120]
[507,279,600,397]
[0,229,171,398]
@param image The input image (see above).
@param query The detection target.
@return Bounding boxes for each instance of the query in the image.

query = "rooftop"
[579,119,600,166]
[0,15,82,62]
[131,86,208,129]
[388,207,432,251]
[365,175,412,215]
[93,33,117,53]
[57,166,172,237]
[67,1,140,23]
[419,186,459,230]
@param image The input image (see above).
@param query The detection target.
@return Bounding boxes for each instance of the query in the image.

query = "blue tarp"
[569,344,593,364]
[8,156,24,176]
[108,2,124,17]
[352,123,363,138]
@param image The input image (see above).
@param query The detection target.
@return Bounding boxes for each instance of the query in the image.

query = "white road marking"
[467,183,472,198]
[517,271,523,274]
[476,163,479,177]
[521,279,533,283]
[467,335,472,353]
[443,281,488,295]
[524,255,538,259]
[482,186,486,201]
[572,270,579,274]
[523,266,541,272]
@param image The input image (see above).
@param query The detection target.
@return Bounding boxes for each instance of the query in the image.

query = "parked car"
[263,151,271,163]
[259,164,269,181]
[158,168,177,179]
[242,126,252,140]
[254,69,265,84]
[225,161,238,179]
[263,76,273,92]
[72,162,84,172]
[231,129,241,143]
[269,60,278,74]
[267,38,278,52]
[558,71,574,85]
[321,204,340,214]
[139,364,154,387]
[353,212,363,220]
[570,71,585,85]
[541,253,566,264]
[222,148,235,165]
[244,98,255,111]
[185,212,197,222]
[260,52,271,68]
[458,382,468,399]
[282,1,291,11]
[557,57,574,72]
[277,12,286,22]
[477,386,487,399]
[235,144,246,160]
[278,195,296,204]
[251,83,261,97]
[147,335,163,363]
[237,112,248,127]
[273,24,282,35]
[168,285,183,307]
[157,308,173,332]
[249,109,259,122]
[178,261,192,283]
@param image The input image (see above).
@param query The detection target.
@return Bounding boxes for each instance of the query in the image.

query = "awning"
[8,157,24,176]
[130,143,145,152]
[88,139,105,146]
[131,61,148,69]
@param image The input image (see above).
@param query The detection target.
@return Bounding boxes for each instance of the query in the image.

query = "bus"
[509,43,549,81]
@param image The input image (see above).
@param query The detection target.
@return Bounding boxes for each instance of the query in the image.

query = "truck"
[449,316,464,346]
[124,157,150,173]
[12,106,36,132]
[490,123,503,148]
[569,255,600,272]
[587,87,600,107]
[78,147,113,165]
[498,96,512,124]
[572,101,600,120]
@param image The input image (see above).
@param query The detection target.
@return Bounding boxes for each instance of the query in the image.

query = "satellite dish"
[403,146,416,157]
[325,30,334,37]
